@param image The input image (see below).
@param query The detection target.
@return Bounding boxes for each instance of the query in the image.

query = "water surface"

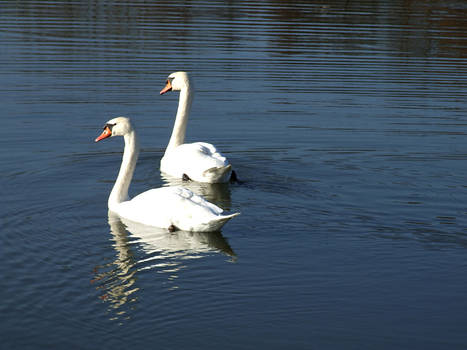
[1,1,467,349]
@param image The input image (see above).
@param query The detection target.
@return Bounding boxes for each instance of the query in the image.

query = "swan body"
[161,142,232,183]
[95,116,239,232]
[160,71,233,183]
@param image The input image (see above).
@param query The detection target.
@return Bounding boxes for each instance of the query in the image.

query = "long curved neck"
[109,130,140,210]
[166,85,193,152]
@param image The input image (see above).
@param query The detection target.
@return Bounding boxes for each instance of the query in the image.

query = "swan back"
[115,186,239,232]
[161,142,232,183]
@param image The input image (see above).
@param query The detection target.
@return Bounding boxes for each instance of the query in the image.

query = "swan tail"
[203,164,232,183]
[221,212,241,221]
[207,212,240,232]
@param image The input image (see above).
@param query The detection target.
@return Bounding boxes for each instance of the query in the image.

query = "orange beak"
[160,80,172,95]
[95,126,112,142]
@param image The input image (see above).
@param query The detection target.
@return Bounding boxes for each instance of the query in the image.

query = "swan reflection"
[161,172,232,209]
[119,213,236,265]
[93,212,236,320]
[92,214,139,321]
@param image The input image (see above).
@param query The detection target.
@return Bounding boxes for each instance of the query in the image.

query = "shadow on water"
[92,212,236,321]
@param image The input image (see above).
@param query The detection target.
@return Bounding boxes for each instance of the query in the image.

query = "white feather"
[160,71,233,183]
[96,116,239,232]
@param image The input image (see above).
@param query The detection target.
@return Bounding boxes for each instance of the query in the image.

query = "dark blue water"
[1,1,467,349]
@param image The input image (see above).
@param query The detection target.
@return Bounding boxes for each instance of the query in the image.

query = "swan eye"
[103,123,116,131]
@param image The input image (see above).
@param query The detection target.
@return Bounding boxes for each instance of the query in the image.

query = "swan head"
[160,71,191,95]
[95,116,133,142]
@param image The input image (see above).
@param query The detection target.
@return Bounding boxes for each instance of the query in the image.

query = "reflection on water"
[119,214,236,265]
[160,173,233,209]
[2,0,467,348]
[92,214,139,321]
[93,212,235,320]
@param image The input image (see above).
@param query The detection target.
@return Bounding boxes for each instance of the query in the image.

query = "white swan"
[160,71,235,183]
[95,116,239,232]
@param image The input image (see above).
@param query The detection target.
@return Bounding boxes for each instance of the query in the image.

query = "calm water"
[1,1,467,349]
